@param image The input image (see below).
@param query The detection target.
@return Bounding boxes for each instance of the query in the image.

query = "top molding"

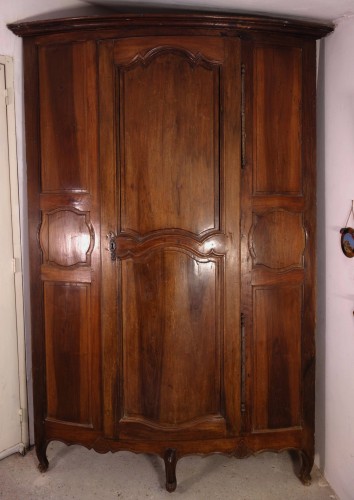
[8,10,333,38]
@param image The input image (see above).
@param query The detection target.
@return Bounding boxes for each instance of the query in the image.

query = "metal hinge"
[12,257,22,274]
[4,87,12,106]
[18,408,24,423]
[241,312,246,413]
[241,64,246,169]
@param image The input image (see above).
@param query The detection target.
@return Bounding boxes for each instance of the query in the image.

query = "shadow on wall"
[315,37,326,473]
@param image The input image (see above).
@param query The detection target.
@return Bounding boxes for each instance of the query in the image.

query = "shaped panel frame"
[116,45,222,237]
[249,209,306,271]
[39,207,95,268]
[119,245,226,438]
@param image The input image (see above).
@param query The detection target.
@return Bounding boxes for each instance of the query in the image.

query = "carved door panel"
[241,42,315,435]
[99,36,241,440]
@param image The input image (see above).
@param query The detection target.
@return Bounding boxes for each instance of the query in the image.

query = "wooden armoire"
[9,10,332,492]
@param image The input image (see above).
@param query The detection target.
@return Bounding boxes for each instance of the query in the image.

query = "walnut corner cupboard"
[8,11,332,492]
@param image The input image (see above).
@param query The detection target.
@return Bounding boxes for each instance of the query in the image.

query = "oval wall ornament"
[340,227,354,258]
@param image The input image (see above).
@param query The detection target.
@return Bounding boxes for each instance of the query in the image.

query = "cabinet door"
[241,41,316,437]
[99,36,241,441]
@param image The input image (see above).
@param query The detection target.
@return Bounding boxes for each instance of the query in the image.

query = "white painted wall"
[316,15,354,500]
[0,55,26,458]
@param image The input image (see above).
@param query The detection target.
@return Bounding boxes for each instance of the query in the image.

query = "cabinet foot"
[36,443,49,473]
[164,449,177,492]
[298,450,313,485]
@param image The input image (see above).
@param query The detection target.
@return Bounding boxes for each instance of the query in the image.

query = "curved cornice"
[8,11,333,38]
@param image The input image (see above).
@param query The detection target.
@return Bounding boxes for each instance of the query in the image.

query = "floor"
[0,442,338,500]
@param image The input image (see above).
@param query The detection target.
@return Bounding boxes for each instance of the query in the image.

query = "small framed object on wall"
[340,201,354,258]
[340,227,354,258]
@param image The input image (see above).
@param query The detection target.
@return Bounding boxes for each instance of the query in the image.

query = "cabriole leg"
[164,448,177,492]
[36,442,49,472]
[298,449,314,485]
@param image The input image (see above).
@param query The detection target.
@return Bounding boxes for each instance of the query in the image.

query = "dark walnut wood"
[8,10,332,492]
[100,34,241,444]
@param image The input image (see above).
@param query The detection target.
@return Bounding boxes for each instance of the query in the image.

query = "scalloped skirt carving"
[35,435,314,491]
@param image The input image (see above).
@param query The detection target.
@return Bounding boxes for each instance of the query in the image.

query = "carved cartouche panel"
[250,210,305,270]
[117,46,221,236]
[40,208,94,267]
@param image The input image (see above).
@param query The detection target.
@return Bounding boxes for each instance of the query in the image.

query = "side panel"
[241,39,316,446]
[31,40,101,433]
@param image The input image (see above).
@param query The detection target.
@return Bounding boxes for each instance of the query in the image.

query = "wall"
[316,15,354,500]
